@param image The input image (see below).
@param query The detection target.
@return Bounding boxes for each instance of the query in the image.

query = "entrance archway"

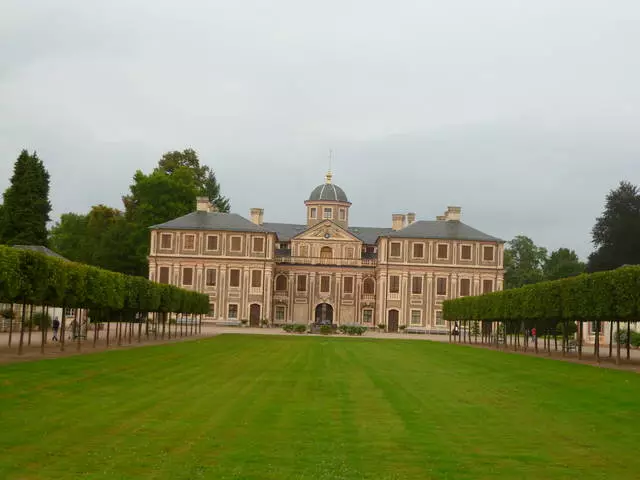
[315,303,334,325]
[388,309,399,332]
[250,304,261,327]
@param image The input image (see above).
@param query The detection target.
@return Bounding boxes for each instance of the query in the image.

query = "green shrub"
[616,329,640,347]
[338,325,348,334]
[294,324,307,334]
[377,323,386,332]
[345,325,366,336]
[261,319,269,327]
[0,308,15,320]
[282,324,294,333]
[399,325,407,332]
[241,319,248,326]
[320,325,332,335]
[29,312,52,330]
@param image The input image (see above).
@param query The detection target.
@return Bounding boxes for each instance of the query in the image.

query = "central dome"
[308,183,349,203]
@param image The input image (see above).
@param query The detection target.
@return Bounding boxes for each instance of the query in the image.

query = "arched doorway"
[320,246,332,263]
[388,309,399,332]
[250,304,261,327]
[315,303,334,325]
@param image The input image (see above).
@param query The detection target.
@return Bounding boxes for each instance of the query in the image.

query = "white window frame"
[158,266,170,284]
[310,207,317,219]
[205,268,217,287]
[297,274,307,292]
[229,268,241,288]
[412,242,425,259]
[343,276,354,294]
[436,276,448,296]
[411,275,423,295]
[320,275,331,293]
[482,245,495,262]
[362,308,373,324]
[389,275,400,293]
[252,236,265,253]
[209,303,216,318]
[436,243,449,260]
[323,207,333,219]
[410,309,422,326]
[227,303,239,319]
[275,274,288,291]
[229,235,243,252]
[251,269,263,288]
[434,310,445,327]
[160,233,173,250]
[459,277,471,297]
[460,243,473,261]
[482,278,494,294]
[275,305,286,322]
[182,267,194,286]
[339,208,346,220]
[206,234,219,251]
[390,241,402,258]
[182,234,196,251]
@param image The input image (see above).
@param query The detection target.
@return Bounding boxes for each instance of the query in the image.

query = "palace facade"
[148,172,505,331]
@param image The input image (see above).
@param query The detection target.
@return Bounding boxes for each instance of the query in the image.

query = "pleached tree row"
[443,265,640,363]
[0,245,210,355]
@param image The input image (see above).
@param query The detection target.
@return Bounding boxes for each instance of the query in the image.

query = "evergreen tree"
[1,150,51,246]
[588,181,640,271]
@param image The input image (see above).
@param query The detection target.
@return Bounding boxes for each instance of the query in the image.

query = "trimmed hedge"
[443,266,640,324]
[0,245,208,314]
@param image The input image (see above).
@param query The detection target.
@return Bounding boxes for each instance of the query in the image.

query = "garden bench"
[214,320,242,327]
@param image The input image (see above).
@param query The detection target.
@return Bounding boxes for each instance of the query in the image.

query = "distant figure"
[69,319,77,339]
[531,327,537,342]
[453,322,459,336]
[52,317,60,341]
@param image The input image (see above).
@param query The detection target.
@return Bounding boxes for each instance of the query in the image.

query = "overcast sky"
[2,0,639,258]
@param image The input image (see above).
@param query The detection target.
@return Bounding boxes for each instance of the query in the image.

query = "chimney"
[250,208,264,225]
[196,197,212,212]
[392,213,406,231]
[406,212,416,225]
[444,206,461,222]
[436,215,446,221]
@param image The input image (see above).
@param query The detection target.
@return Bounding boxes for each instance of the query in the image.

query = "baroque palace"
[148,172,505,331]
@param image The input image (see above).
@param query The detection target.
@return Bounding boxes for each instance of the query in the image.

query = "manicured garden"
[1,334,639,479]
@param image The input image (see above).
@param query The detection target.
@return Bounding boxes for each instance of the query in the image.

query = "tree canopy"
[588,181,640,272]
[0,150,52,246]
[544,248,585,281]
[504,235,548,289]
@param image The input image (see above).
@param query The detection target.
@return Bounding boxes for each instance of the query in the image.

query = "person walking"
[52,317,60,341]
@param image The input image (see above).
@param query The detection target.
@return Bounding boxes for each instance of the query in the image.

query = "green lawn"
[1,335,639,479]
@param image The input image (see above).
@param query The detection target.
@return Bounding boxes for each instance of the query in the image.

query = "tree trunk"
[626,321,631,360]
[76,309,82,352]
[609,321,613,358]
[138,317,143,343]
[106,320,111,347]
[60,313,66,352]
[449,321,452,344]
[93,313,99,348]
[18,302,27,355]
[616,320,621,365]
[7,303,14,347]
[161,313,166,339]
[40,305,48,355]
[595,321,600,363]
[578,322,583,360]
[118,312,123,346]
[27,304,34,346]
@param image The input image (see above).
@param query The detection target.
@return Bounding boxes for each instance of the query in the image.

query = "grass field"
[1,334,639,479]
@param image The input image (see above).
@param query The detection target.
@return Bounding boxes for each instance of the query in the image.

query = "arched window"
[320,246,332,259]
[363,277,375,294]
[275,275,288,291]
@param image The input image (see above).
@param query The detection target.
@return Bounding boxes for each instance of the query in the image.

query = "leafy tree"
[588,181,640,271]
[49,213,90,262]
[1,150,51,246]
[504,235,548,289]
[544,248,585,281]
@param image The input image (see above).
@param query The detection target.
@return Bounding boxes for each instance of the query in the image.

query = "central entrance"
[315,303,334,325]
[249,304,261,327]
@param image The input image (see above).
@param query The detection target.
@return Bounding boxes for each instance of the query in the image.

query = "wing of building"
[148,172,505,331]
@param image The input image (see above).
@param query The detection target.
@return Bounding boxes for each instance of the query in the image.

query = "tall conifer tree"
[0,150,52,246]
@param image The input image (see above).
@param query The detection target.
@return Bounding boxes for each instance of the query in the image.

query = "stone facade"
[148,173,505,331]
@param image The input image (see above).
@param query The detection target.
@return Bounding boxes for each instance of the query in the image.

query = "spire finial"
[325,149,333,184]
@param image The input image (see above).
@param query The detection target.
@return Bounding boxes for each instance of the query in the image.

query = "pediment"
[292,220,361,243]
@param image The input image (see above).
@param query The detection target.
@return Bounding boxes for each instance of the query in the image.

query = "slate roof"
[12,245,70,261]
[387,220,504,242]
[151,211,269,233]
[263,222,392,244]
[308,183,349,203]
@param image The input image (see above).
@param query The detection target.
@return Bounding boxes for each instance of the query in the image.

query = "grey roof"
[308,183,349,203]
[152,211,269,233]
[263,222,391,245]
[12,245,70,261]
[387,220,504,242]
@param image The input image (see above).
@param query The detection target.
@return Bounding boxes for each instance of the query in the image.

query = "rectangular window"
[343,276,354,294]
[159,266,170,284]
[209,303,215,317]
[183,235,195,250]
[412,243,424,258]
[389,275,400,293]
[411,276,423,294]
[339,208,346,220]
[310,208,317,219]
[229,269,240,287]
[436,277,447,295]
[182,267,193,286]
[207,235,218,250]
[362,309,373,323]
[323,207,332,219]
[390,242,401,257]
[460,278,471,296]
[205,269,217,287]
[160,234,172,249]
[483,279,493,293]
[297,274,307,292]
[251,270,262,288]
[435,310,444,326]
[275,306,286,322]
[437,244,449,259]
[228,304,238,319]
[410,310,422,326]
[230,236,242,252]
[320,275,330,293]
[460,245,472,260]
[483,245,495,261]
[253,237,264,253]
[346,248,354,259]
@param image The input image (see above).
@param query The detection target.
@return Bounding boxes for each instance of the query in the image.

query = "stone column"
[309,272,316,324]
[377,273,387,326]
[196,265,204,293]
[335,272,342,325]
[356,272,363,324]
[264,268,273,321]
[288,272,295,323]
[426,273,433,326]
[401,272,409,326]
[242,266,250,320]
[219,265,227,320]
